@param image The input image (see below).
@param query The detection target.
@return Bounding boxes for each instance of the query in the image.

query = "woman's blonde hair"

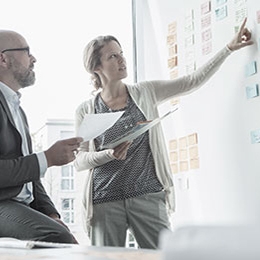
[83,35,121,91]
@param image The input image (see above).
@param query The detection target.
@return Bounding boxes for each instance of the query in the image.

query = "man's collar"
[0,81,21,106]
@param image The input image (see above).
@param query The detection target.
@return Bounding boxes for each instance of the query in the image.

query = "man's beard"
[10,58,35,88]
[15,69,35,88]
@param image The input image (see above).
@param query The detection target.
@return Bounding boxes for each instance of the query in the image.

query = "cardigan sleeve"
[150,46,232,104]
[74,145,115,171]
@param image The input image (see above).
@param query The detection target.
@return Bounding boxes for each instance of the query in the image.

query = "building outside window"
[61,165,74,191]
[61,198,75,224]
[126,230,138,248]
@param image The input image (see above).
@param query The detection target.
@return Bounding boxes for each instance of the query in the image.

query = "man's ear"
[0,53,8,67]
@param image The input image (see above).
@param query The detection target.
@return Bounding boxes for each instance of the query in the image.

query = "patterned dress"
[92,91,163,204]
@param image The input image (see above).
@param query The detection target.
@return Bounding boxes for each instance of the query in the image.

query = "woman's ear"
[94,66,101,74]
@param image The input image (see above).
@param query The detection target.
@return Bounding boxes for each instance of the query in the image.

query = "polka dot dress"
[92,90,163,204]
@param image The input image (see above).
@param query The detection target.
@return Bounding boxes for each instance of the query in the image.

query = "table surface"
[0,245,161,260]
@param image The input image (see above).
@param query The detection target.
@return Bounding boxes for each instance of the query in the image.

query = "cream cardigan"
[74,46,232,232]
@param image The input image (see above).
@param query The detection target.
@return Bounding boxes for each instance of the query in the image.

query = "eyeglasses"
[1,47,30,56]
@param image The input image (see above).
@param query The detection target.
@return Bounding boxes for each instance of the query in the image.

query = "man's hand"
[227,17,254,51]
[49,213,78,244]
[44,137,83,167]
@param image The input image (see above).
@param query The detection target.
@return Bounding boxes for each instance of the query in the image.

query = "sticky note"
[179,137,188,148]
[250,129,260,144]
[246,84,259,99]
[189,146,199,159]
[170,151,178,162]
[216,0,227,6]
[245,61,257,77]
[168,21,177,34]
[202,28,212,42]
[201,14,211,29]
[169,139,178,150]
[188,133,198,145]
[171,163,178,174]
[179,161,189,172]
[257,10,260,24]
[215,5,228,21]
[201,1,211,15]
[179,149,188,160]
[190,158,200,169]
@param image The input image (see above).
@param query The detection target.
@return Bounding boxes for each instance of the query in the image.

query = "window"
[61,165,74,191]
[61,198,75,224]
[126,230,138,248]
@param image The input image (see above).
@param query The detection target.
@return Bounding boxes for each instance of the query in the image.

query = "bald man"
[0,30,82,243]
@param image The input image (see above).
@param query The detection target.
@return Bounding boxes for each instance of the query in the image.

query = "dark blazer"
[0,89,59,216]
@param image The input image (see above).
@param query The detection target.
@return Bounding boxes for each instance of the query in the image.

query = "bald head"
[0,30,36,91]
[0,30,27,52]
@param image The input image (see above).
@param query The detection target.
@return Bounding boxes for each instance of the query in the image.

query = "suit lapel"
[19,106,32,153]
[0,89,16,127]
[0,89,32,153]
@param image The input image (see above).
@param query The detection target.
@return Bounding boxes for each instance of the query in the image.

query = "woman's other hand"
[112,141,132,160]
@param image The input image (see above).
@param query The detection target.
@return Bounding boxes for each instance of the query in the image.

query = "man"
[0,30,83,243]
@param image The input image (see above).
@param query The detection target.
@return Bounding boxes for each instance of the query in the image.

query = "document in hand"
[100,107,178,150]
[77,111,125,141]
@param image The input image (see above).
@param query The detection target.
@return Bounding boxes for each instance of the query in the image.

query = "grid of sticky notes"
[244,9,260,101]
[248,9,260,144]
[169,133,199,174]
[184,9,197,72]
[167,20,178,78]
[167,20,180,106]
[201,1,212,56]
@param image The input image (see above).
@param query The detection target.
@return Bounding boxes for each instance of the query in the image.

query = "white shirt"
[0,82,48,204]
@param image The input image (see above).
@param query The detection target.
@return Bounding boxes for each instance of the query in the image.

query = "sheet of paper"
[77,111,124,141]
[101,108,178,150]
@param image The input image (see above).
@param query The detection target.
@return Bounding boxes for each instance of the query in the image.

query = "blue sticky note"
[250,129,260,144]
[245,61,257,77]
[215,5,228,21]
[246,84,259,99]
[215,0,227,7]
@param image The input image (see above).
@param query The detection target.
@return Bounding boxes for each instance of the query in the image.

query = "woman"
[74,18,253,248]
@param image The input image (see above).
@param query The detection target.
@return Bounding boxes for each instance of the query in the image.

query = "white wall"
[134,0,260,227]
[1,0,133,133]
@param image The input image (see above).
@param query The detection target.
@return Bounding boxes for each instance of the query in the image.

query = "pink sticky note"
[257,10,260,24]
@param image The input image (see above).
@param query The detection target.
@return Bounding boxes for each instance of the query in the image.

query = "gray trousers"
[91,191,170,249]
[0,200,75,243]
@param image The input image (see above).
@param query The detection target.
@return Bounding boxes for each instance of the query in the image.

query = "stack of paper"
[0,237,73,249]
